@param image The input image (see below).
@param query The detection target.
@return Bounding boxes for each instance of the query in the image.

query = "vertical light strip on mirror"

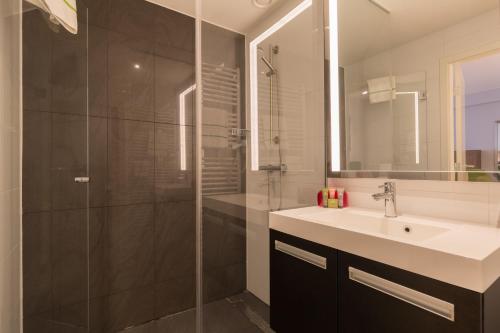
[329,0,341,172]
[249,0,313,171]
[396,91,420,164]
[179,84,196,171]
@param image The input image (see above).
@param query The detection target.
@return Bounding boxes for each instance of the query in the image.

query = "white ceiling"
[339,0,499,65]
[147,0,285,33]
[462,52,500,95]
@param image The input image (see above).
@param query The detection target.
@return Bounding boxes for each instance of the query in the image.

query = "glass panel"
[22,1,90,332]
[200,0,326,331]
[23,0,198,332]
[85,0,197,332]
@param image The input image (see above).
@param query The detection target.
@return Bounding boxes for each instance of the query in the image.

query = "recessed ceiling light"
[252,0,273,8]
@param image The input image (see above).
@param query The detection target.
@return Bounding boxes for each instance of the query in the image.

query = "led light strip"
[329,0,340,172]
[249,0,313,171]
[179,84,197,171]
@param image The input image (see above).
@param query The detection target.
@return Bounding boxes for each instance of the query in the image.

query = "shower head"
[261,56,277,76]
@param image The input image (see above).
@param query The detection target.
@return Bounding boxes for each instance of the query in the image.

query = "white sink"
[270,206,500,293]
[297,208,450,242]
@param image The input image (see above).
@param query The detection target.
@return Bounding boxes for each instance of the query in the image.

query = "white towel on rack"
[27,0,78,34]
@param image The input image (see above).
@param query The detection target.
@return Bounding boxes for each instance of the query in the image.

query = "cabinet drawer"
[339,252,481,333]
[270,230,338,333]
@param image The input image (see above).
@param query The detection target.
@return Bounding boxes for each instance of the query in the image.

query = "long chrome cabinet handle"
[348,267,455,321]
[274,240,327,269]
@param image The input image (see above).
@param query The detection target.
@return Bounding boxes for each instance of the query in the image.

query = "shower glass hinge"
[74,177,90,183]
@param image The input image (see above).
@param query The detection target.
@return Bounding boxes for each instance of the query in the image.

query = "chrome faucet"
[372,182,398,218]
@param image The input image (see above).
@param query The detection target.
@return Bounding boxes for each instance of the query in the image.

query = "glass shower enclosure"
[21,0,327,332]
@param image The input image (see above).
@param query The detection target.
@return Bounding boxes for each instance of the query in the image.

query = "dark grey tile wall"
[23,1,246,332]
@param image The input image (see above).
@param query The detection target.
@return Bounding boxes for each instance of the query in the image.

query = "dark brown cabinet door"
[338,252,482,333]
[270,230,338,333]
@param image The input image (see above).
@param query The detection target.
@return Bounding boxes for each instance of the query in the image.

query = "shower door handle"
[259,164,287,172]
[74,177,90,183]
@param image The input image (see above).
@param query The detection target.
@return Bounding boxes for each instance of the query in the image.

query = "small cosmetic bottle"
[337,188,345,208]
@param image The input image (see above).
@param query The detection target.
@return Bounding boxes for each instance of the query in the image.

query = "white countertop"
[269,206,500,293]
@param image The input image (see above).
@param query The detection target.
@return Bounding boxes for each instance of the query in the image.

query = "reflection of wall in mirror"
[343,7,500,173]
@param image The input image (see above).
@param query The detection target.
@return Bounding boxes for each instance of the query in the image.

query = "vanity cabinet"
[270,230,500,333]
[270,230,338,333]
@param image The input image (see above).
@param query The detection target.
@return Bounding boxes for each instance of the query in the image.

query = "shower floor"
[120,291,273,333]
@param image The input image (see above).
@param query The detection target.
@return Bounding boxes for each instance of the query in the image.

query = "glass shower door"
[22,3,90,332]
[198,0,326,331]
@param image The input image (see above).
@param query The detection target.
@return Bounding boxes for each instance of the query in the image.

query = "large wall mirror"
[326,0,500,181]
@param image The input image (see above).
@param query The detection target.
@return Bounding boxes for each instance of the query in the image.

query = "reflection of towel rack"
[202,63,242,195]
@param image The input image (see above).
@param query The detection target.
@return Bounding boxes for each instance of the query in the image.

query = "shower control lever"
[74,177,90,183]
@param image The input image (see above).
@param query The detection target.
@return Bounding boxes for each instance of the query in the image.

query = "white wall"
[344,8,500,172]
[0,0,22,331]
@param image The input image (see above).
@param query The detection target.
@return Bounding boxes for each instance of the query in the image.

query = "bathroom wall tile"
[51,209,88,309]
[108,118,154,206]
[108,31,155,121]
[90,204,155,298]
[51,113,88,210]
[52,300,89,330]
[22,10,52,112]
[22,212,52,317]
[202,23,244,69]
[86,0,109,29]
[154,56,195,125]
[23,110,51,213]
[202,208,225,271]
[154,9,195,64]
[51,24,88,115]
[155,123,194,203]
[155,275,196,318]
[203,263,246,304]
[452,181,489,196]
[23,315,87,333]
[397,179,454,193]
[89,116,108,207]
[155,201,195,282]
[108,0,156,41]
[202,208,246,270]
[88,25,108,118]
[90,286,156,333]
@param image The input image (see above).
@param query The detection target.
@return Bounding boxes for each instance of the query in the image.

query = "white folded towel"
[367,76,396,104]
[27,0,78,34]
